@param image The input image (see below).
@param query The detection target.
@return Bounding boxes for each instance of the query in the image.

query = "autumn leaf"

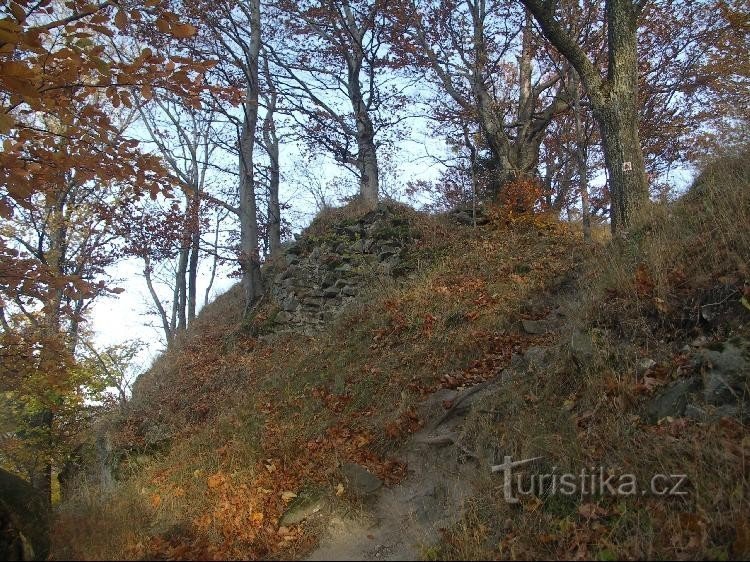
[170,23,197,39]
[578,502,607,520]
[114,10,128,31]
[150,494,162,509]
[280,491,297,502]
[207,472,224,489]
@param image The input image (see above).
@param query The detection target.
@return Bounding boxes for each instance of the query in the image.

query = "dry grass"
[52,204,585,560]
[432,152,750,559]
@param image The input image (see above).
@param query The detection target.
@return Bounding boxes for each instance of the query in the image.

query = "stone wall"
[267,205,416,333]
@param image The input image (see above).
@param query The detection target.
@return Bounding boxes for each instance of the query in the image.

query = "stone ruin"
[265,204,417,334]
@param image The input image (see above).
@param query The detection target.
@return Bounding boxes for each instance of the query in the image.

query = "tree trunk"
[175,245,188,331]
[187,231,199,322]
[357,129,379,206]
[573,74,592,241]
[239,0,264,308]
[596,0,649,233]
[187,194,200,323]
[521,0,649,234]
[347,62,379,206]
[261,56,282,258]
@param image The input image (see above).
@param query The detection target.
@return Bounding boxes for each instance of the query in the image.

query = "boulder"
[279,490,326,526]
[697,340,749,406]
[340,463,382,496]
[0,469,48,560]
[646,377,702,422]
[521,319,549,335]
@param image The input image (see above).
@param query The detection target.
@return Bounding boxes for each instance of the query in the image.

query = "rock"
[340,285,357,297]
[0,468,48,560]
[323,287,340,298]
[524,346,550,369]
[279,491,326,526]
[281,295,299,312]
[690,335,709,348]
[637,358,657,376]
[698,340,749,406]
[570,330,594,366]
[340,463,382,496]
[275,311,293,323]
[509,353,526,371]
[521,319,548,335]
[646,377,701,421]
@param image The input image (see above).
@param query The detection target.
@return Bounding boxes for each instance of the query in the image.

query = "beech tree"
[0,0,209,502]
[520,0,650,233]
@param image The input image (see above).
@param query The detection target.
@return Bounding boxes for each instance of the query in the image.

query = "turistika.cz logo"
[491,456,689,503]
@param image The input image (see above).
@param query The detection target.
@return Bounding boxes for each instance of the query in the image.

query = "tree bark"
[262,56,282,257]
[572,73,592,241]
[175,244,188,331]
[238,0,263,307]
[520,0,649,233]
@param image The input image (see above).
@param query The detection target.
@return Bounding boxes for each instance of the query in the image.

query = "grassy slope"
[53,155,749,560]
[53,206,583,560]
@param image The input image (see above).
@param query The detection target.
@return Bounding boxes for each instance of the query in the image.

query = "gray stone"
[637,358,657,376]
[521,319,548,335]
[340,463,382,496]
[524,346,550,369]
[281,295,299,312]
[279,493,326,526]
[646,377,702,421]
[275,311,293,323]
[340,285,357,297]
[570,330,594,366]
[698,340,749,405]
[323,287,340,298]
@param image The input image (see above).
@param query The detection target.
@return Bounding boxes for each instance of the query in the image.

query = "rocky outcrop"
[266,204,416,333]
[646,337,749,423]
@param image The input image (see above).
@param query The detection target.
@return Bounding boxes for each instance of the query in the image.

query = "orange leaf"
[114,9,128,31]
[170,23,197,39]
[207,473,224,489]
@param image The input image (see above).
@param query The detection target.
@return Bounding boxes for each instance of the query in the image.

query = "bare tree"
[395,0,573,188]
[270,0,406,206]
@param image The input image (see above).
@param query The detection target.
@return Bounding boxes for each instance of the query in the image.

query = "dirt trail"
[307,383,502,561]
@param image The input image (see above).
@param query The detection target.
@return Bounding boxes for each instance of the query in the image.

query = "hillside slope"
[53,156,750,560]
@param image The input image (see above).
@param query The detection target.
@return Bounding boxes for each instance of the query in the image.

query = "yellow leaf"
[741,296,750,311]
[281,491,297,502]
[251,511,264,523]
[335,483,345,496]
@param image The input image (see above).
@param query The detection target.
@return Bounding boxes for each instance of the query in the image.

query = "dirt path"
[306,383,502,561]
